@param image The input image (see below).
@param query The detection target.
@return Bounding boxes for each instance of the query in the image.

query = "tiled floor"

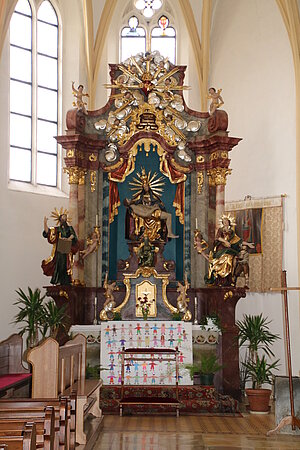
[92,415,300,449]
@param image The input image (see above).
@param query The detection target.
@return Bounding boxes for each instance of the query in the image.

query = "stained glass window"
[121,16,146,62]
[151,16,176,63]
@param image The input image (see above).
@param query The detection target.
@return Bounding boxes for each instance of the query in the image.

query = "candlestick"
[93,296,98,325]
[96,214,99,227]
[195,217,198,229]
[194,296,198,324]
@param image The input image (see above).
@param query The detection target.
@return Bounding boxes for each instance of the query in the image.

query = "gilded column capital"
[207,167,232,186]
[64,166,87,185]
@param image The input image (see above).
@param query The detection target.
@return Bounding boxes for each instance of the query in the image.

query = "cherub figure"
[100,273,119,321]
[194,230,209,260]
[234,244,251,287]
[72,82,89,115]
[207,87,224,115]
[176,274,192,322]
[80,228,101,260]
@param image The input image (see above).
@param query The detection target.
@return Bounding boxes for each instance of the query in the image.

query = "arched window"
[37,1,58,186]
[10,0,60,187]
[120,7,176,64]
[9,0,33,182]
[121,16,146,62]
[151,16,176,64]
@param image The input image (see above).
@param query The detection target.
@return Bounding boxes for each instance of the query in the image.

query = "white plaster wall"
[0,0,85,340]
[210,0,300,376]
[177,0,201,111]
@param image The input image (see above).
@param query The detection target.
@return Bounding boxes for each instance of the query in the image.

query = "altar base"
[100,385,239,415]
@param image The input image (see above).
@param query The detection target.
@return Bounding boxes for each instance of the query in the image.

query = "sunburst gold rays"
[130,56,144,76]
[50,207,71,225]
[155,67,180,85]
[129,169,165,198]
[118,65,143,85]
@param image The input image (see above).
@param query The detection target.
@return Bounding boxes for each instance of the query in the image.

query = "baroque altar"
[46,51,246,400]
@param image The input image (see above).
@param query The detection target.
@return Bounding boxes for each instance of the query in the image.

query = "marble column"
[69,181,79,283]
[191,171,210,288]
[215,184,225,226]
[78,175,86,285]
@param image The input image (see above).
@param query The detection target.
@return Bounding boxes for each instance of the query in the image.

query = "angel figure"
[176,274,192,322]
[207,87,224,115]
[194,230,209,260]
[72,82,89,115]
[100,273,119,321]
[80,228,101,260]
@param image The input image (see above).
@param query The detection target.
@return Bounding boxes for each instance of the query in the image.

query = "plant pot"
[200,373,214,386]
[245,388,271,414]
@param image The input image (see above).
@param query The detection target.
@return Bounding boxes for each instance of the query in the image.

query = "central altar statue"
[124,168,178,241]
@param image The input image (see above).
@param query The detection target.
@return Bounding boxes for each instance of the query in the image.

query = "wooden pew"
[27,335,102,445]
[0,335,31,398]
[0,406,54,449]
[0,421,36,449]
[0,397,75,450]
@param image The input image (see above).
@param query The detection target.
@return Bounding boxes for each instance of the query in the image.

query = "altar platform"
[100,385,239,416]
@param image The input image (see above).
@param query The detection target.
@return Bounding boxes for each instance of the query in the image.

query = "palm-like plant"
[13,287,46,348]
[236,314,280,389]
[237,314,280,363]
[42,301,68,340]
[243,354,279,389]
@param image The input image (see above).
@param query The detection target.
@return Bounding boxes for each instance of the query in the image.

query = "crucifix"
[267,270,300,435]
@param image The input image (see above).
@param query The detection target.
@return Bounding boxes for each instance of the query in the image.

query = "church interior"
[0,0,300,448]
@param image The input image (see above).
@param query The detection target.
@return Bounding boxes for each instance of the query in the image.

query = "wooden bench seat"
[0,397,75,450]
[0,407,54,450]
[0,422,36,449]
[0,335,31,398]
[27,335,102,445]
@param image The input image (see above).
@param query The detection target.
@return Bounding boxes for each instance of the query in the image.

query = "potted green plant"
[42,300,68,340]
[185,352,223,386]
[236,313,280,413]
[243,354,279,412]
[13,287,46,348]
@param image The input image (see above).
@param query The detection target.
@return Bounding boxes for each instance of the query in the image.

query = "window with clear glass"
[9,0,32,182]
[121,16,146,62]
[37,1,58,186]
[10,0,59,187]
[151,16,176,64]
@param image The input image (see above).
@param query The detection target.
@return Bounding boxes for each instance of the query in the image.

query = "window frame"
[150,19,176,64]
[120,17,146,63]
[120,11,177,64]
[9,0,64,194]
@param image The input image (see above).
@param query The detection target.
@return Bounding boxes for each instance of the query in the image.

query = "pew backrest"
[0,335,30,376]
